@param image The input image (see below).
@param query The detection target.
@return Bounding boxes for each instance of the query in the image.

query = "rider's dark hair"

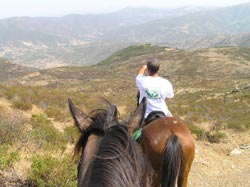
[147,58,160,75]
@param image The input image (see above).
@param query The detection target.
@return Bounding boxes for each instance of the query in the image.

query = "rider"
[136,58,174,119]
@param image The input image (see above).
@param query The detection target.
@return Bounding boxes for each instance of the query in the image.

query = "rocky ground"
[189,130,250,187]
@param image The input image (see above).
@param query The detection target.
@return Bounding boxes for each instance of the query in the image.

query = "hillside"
[17,45,250,89]
[0,58,34,82]
[0,45,250,186]
[3,44,250,128]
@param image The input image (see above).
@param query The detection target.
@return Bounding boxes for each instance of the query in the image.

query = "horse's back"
[142,117,194,148]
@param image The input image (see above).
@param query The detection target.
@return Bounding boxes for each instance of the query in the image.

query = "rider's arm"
[165,81,174,99]
[138,65,147,75]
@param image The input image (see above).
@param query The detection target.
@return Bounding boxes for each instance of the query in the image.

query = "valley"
[1,4,250,68]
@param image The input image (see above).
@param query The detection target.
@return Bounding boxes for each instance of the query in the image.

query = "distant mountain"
[0,6,207,68]
[169,33,250,49]
[106,3,250,43]
[0,7,204,44]
[1,4,250,68]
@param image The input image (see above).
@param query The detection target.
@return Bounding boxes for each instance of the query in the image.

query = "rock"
[235,68,250,76]
[240,144,250,150]
[243,84,250,90]
[200,160,210,166]
[230,87,240,94]
[229,148,242,156]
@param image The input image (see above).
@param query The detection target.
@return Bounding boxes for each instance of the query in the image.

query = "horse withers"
[68,98,153,187]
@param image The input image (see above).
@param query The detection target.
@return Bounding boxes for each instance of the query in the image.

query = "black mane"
[74,102,119,154]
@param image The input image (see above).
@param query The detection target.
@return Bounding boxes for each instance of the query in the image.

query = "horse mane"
[74,101,119,154]
[89,124,152,187]
[75,101,152,187]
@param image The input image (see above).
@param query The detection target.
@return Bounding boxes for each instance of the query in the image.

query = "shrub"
[188,124,209,141]
[29,114,67,150]
[188,123,226,143]
[208,132,227,143]
[0,144,20,170]
[12,100,32,110]
[44,106,65,121]
[28,155,77,187]
[63,126,80,144]
[0,110,26,145]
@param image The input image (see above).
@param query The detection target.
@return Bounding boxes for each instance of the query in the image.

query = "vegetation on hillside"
[0,45,250,186]
[99,44,165,65]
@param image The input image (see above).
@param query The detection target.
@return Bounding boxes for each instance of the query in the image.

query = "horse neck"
[78,134,101,187]
[86,125,151,187]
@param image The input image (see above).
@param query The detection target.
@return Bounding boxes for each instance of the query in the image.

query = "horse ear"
[68,98,93,132]
[101,98,119,119]
[127,97,146,133]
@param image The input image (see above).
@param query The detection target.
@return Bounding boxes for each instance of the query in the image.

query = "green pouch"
[133,128,142,141]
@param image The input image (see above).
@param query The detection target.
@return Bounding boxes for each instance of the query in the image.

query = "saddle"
[145,111,166,125]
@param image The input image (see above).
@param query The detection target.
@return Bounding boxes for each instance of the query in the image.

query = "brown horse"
[134,99,195,187]
[68,98,153,187]
[139,117,195,187]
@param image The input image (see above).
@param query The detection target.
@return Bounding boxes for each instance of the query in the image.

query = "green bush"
[44,106,65,121]
[30,114,67,150]
[63,126,80,144]
[188,124,226,143]
[208,132,227,143]
[0,144,20,170]
[12,100,32,110]
[188,124,209,141]
[28,155,77,187]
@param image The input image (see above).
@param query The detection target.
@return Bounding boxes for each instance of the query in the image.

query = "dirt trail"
[188,131,250,187]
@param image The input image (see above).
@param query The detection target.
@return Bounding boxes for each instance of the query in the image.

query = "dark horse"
[68,98,153,187]
[136,94,195,187]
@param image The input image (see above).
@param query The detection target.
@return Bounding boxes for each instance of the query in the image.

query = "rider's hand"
[142,65,147,70]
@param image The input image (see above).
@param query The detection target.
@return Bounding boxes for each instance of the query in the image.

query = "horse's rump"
[140,117,195,187]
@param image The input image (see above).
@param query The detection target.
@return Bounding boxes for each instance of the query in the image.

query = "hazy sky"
[0,0,250,19]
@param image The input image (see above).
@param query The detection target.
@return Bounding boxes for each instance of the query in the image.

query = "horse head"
[68,97,151,187]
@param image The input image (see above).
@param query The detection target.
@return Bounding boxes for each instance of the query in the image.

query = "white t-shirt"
[136,74,174,118]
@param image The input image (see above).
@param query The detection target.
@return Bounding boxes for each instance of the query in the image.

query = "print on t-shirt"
[144,89,161,99]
